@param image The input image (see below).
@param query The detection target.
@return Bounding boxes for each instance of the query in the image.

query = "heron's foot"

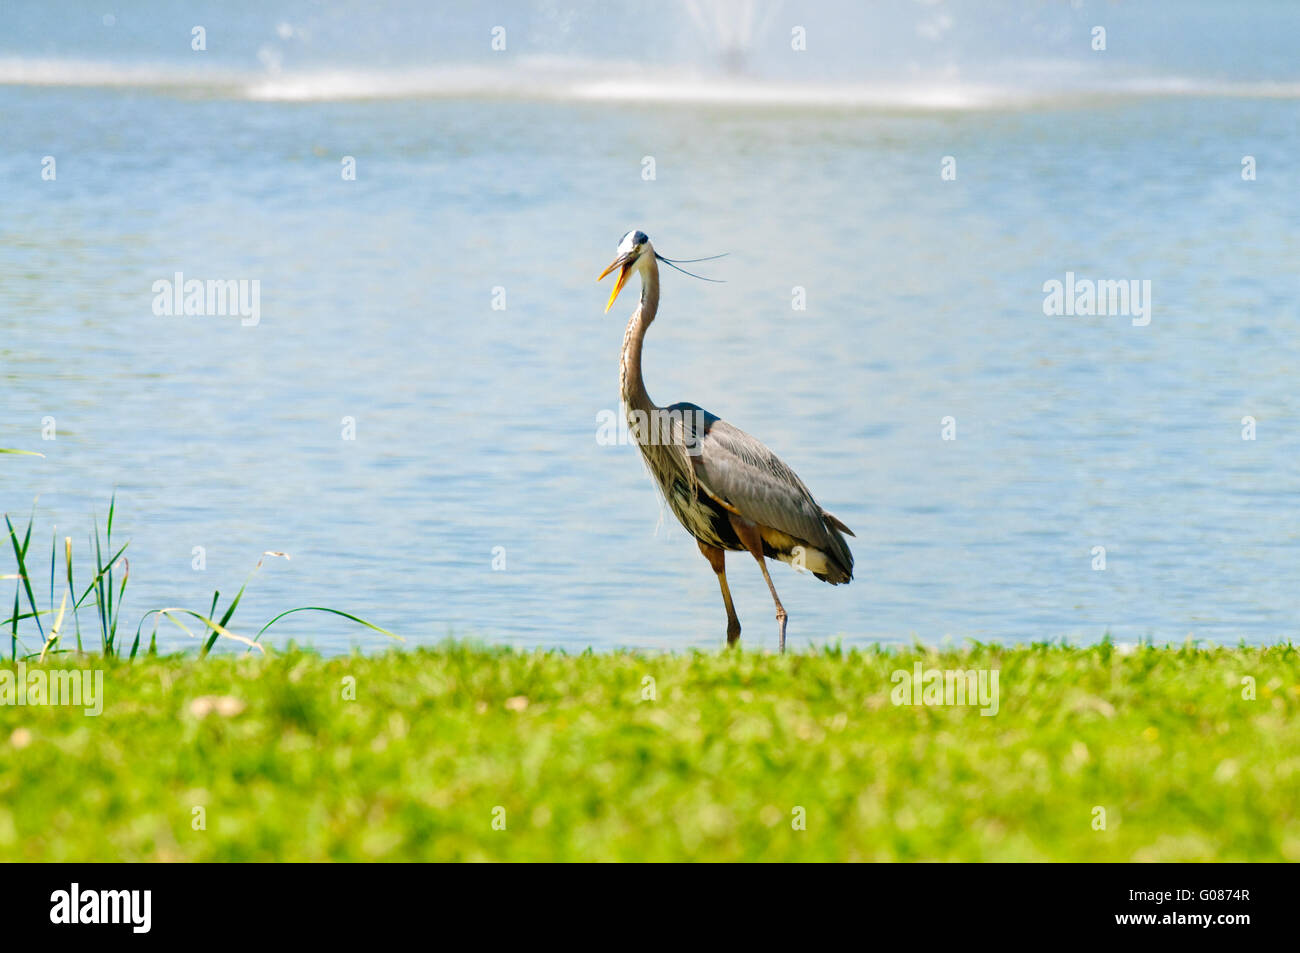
[726,619,741,647]
[776,608,788,654]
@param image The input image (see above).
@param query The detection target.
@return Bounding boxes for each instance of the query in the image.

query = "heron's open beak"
[597,255,633,313]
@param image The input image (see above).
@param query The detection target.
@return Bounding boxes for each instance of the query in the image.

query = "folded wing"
[667,401,855,584]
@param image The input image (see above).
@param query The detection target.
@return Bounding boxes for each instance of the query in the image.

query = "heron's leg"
[697,540,741,646]
[729,517,788,653]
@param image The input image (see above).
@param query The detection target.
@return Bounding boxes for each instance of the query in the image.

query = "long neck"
[619,256,660,416]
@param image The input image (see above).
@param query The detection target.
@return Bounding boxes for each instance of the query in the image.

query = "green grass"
[4,493,398,661]
[1,642,1296,861]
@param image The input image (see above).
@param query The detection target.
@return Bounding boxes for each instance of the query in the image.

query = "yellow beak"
[598,257,632,313]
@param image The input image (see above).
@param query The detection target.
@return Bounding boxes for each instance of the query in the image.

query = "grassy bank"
[1,642,1297,861]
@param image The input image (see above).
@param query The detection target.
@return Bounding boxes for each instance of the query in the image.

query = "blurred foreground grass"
[1,642,1296,861]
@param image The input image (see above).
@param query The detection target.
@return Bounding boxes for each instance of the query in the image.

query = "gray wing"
[667,402,854,580]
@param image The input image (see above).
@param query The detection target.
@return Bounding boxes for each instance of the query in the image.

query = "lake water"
[3,2,1299,654]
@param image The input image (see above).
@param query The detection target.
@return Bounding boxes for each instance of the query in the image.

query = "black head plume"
[654,251,727,283]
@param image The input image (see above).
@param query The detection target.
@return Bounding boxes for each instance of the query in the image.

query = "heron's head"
[597,229,653,313]
[598,229,728,312]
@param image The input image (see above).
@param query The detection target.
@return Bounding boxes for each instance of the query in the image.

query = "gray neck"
[619,256,660,417]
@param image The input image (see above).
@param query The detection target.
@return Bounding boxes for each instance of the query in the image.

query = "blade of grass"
[253,607,402,645]
[92,524,107,652]
[38,591,68,663]
[71,541,128,611]
[104,492,116,636]
[203,552,291,656]
[137,607,265,654]
[109,556,128,651]
[5,513,45,643]
[0,607,53,626]
[202,590,221,656]
[65,537,81,654]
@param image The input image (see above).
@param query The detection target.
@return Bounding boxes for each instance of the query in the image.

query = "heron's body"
[603,229,854,652]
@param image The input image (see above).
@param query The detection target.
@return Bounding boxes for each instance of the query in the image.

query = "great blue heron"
[599,229,854,653]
